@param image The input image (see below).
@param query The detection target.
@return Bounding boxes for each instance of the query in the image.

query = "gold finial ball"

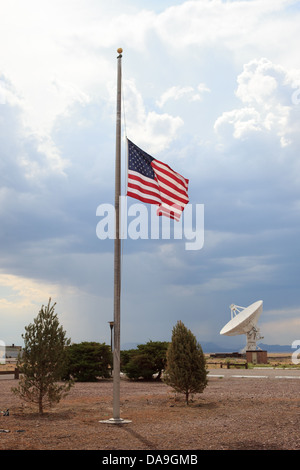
[117,48,123,54]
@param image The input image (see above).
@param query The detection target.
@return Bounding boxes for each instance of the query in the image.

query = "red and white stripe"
[127,159,189,221]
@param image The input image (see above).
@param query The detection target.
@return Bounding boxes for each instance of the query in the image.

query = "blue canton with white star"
[128,139,155,180]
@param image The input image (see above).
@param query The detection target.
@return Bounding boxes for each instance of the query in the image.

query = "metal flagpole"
[112,46,122,423]
[100,48,130,425]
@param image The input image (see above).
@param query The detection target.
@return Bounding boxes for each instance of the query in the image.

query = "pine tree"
[64,342,112,382]
[12,298,73,414]
[164,320,207,404]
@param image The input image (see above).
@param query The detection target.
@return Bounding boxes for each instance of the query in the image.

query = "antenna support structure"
[230,304,264,352]
[220,301,264,353]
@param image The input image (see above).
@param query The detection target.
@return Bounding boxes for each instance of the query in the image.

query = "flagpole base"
[99,417,132,425]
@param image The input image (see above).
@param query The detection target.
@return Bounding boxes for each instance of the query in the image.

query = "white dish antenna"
[220,300,263,351]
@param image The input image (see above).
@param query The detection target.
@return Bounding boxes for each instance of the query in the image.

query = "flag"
[126,139,189,221]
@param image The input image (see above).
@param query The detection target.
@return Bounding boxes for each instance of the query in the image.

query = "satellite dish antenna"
[220,300,263,352]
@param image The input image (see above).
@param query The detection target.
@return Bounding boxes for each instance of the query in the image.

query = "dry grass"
[0,370,300,450]
[205,353,295,369]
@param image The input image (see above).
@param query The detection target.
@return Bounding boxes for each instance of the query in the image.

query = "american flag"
[126,139,189,221]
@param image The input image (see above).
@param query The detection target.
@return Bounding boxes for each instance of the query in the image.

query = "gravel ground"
[0,370,300,451]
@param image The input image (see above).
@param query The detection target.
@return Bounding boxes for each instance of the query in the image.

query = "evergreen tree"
[64,342,112,382]
[122,341,169,381]
[12,298,73,414]
[164,320,207,404]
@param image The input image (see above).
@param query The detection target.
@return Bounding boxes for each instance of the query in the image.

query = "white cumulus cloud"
[156,83,210,108]
[119,79,184,153]
[214,58,300,147]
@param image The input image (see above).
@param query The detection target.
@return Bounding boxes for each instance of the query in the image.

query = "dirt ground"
[1,370,300,451]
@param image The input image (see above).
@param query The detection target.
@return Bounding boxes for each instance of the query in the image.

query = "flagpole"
[101,47,130,425]
[112,46,122,423]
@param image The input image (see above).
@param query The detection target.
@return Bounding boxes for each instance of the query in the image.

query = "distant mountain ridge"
[200,342,293,353]
[198,342,294,353]
[257,343,293,353]
[121,341,294,353]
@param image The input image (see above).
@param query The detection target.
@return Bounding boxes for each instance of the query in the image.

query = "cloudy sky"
[1,0,300,351]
